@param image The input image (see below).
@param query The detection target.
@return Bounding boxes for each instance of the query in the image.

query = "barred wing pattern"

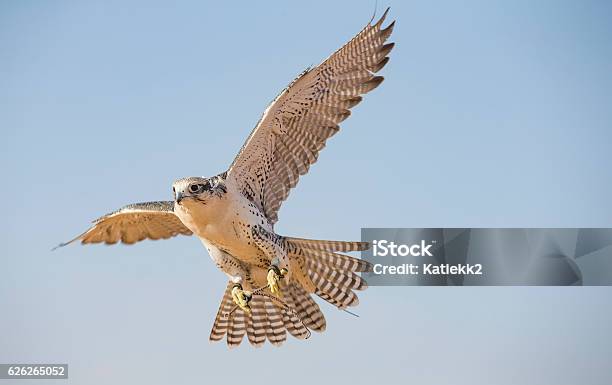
[227,9,395,224]
[56,201,192,247]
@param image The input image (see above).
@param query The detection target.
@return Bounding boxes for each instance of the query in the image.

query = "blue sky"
[1,1,611,384]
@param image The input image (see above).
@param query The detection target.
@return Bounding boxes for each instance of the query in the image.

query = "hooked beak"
[176,191,184,204]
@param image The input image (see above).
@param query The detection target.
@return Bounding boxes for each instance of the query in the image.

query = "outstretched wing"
[226,9,395,224]
[55,201,192,248]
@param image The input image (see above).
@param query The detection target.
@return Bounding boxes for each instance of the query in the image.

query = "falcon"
[57,9,394,347]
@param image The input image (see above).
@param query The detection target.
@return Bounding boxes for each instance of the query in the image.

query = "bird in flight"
[57,9,394,347]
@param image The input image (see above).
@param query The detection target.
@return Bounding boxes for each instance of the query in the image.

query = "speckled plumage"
[58,9,394,347]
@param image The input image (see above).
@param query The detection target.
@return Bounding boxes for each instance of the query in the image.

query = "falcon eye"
[189,184,200,193]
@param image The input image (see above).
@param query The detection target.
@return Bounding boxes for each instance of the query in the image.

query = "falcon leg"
[231,283,252,315]
[252,226,290,297]
[267,264,288,296]
[227,270,253,314]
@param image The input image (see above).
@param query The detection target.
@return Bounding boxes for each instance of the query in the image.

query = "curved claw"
[231,284,252,314]
[267,266,288,297]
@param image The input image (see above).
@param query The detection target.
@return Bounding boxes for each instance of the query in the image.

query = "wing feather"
[227,9,395,224]
[55,201,191,248]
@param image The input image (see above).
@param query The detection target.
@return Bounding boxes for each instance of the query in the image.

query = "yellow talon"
[267,266,288,296]
[231,285,252,314]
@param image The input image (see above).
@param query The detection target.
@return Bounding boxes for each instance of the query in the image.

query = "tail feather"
[315,287,359,309]
[246,300,267,347]
[226,308,247,348]
[265,299,287,346]
[306,258,368,291]
[310,270,360,308]
[281,295,310,340]
[285,236,370,311]
[285,236,369,252]
[287,284,327,332]
[299,248,372,273]
[209,282,234,342]
[210,281,325,347]
[211,235,371,347]
[289,254,317,293]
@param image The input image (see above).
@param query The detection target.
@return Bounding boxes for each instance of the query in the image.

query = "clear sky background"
[1,1,611,384]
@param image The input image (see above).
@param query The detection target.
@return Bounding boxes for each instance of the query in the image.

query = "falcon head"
[172,176,215,205]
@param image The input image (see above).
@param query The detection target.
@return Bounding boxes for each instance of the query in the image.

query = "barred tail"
[210,237,372,347]
[284,236,369,253]
[209,281,323,348]
[286,237,372,310]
